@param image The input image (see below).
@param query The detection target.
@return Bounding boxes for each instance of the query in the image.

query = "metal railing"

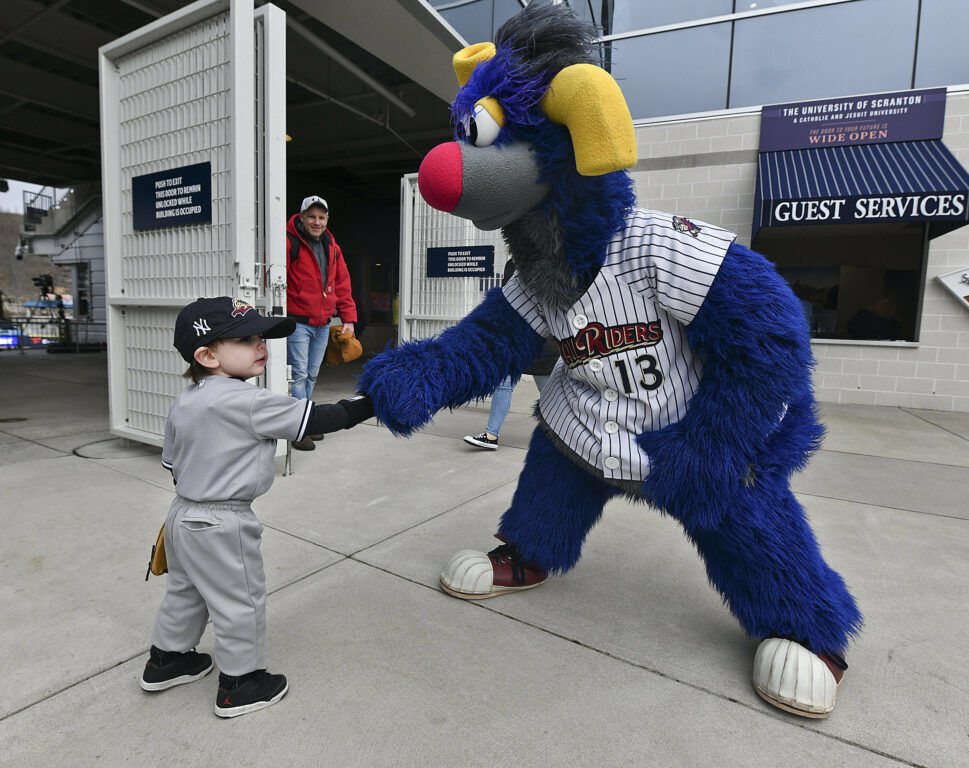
[21,185,99,238]
[22,189,53,232]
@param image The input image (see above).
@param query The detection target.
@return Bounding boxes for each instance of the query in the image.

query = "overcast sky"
[0,179,61,214]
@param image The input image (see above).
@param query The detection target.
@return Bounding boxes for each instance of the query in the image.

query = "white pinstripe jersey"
[503,208,736,483]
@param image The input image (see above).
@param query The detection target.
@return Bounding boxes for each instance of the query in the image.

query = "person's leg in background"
[533,374,549,392]
[302,320,332,405]
[287,321,327,450]
[464,376,514,450]
[287,322,312,401]
[484,376,515,437]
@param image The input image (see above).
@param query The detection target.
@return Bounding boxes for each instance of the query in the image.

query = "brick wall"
[631,93,969,412]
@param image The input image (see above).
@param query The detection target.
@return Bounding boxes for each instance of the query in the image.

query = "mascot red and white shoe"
[440,537,547,599]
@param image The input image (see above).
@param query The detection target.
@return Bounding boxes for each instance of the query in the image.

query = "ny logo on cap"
[193,318,211,336]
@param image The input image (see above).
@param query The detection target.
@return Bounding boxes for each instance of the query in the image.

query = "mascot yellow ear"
[453,42,496,86]
[541,64,638,176]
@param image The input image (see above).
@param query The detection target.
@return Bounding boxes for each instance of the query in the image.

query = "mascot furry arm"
[638,242,825,529]
[358,288,543,436]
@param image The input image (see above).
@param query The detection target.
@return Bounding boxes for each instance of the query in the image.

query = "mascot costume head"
[360,1,862,719]
[418,8,637,311]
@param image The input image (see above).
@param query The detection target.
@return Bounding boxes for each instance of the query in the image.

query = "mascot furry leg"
[441,426,621,598]
[360,1,861,719]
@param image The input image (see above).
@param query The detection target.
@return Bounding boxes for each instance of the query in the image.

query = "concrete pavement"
[0,350,967,767]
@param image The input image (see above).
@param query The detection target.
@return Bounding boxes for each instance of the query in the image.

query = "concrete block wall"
[632,113,760,239]
[630,94,969,413]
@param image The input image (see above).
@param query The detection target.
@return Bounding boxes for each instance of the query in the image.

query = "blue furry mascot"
[359,2,861,718]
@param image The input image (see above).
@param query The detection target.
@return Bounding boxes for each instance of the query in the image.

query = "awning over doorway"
[752,140,969,240]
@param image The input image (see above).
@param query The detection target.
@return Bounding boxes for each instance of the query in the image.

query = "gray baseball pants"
[150,497,266,676]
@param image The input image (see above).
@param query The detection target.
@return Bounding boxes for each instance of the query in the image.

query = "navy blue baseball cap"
[174,296,296,362]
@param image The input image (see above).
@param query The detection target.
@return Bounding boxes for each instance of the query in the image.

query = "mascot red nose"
[359,1,861,719]
[417,143,463,212]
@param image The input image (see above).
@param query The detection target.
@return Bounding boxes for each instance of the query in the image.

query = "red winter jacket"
[286,213,357,327]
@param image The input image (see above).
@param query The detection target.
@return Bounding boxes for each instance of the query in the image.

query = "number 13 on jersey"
[613,354,664,393]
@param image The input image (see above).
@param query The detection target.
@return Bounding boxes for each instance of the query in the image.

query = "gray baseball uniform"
[152,376,311,675]
[503,208,736,484]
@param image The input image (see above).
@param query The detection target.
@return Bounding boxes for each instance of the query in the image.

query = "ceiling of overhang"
[0,0,463,198]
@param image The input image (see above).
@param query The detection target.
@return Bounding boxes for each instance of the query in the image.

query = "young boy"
[140,296,372,718]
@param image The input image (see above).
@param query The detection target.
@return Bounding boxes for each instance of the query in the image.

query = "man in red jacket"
[286,195,357,450]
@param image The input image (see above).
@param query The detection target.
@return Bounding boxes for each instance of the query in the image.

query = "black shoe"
[463,432,498,450]
[308,433,324,441]
[214,670,288,718]
[291,436,315,451]
[140,646,213,691]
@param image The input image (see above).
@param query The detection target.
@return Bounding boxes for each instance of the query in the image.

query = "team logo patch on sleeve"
[672,215,701,237]
[230,299,255,317]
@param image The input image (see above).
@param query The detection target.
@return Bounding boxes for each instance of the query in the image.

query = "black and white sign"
[426,245,494,277]
[936,267,969,313]
[132,162,212,230]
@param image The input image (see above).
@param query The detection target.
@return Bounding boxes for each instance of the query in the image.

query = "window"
[754,223,926,342]
[433,0,493,43]
[915,0,969,88]
[607,23,731,119]
[493,0,526,36]
[730,0,919,109]
[561,0,596,27]
[564,1,732,35]
[609,0,733,34]
[735,0,814,8]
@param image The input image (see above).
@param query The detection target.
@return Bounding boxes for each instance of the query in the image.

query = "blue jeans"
[485,374,549,437]
[287,321,331,401]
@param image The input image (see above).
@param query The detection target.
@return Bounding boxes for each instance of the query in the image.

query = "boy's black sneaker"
[463,432,498,450]
[140,645,213,691]
[215,670,288,718]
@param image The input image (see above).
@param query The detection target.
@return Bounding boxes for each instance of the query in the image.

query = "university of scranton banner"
[759,88,945,152]
[752,88,969,239]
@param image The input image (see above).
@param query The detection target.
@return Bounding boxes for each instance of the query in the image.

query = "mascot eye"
[470,103,501,147]
[470,101,502,147]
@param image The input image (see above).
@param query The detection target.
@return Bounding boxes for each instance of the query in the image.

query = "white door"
[398,172,510,343]
[99,0,286,446]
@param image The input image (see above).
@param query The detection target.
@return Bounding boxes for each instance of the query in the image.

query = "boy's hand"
[338,395,374,428]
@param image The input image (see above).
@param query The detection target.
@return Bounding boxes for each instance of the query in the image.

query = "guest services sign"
[753,88,969,236]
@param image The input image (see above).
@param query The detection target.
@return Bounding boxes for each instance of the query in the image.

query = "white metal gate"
[99,0,286,446]
[399,173,511,342]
